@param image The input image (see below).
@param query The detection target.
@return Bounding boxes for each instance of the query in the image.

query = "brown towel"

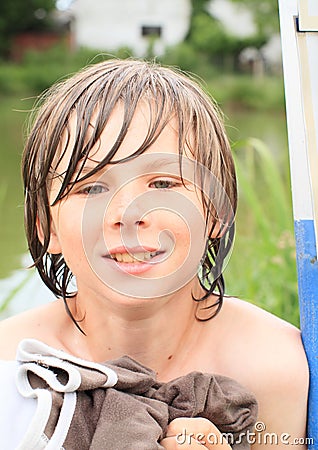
[26,355,258,449]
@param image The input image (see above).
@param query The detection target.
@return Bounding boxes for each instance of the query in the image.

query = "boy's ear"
[36,216,62,254]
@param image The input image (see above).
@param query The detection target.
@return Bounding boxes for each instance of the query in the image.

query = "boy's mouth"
[109,250,162,263]
[104,246,165,264]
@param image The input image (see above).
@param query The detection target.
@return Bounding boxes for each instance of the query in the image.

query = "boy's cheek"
[46,226,63,255]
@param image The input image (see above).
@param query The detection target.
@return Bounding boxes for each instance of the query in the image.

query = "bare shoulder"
[0,300,65,360]
[218,296,308,381]
[210,297,308,444]
[220,296,304,342]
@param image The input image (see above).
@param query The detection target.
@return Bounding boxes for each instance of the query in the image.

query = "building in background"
[70,0,191,56]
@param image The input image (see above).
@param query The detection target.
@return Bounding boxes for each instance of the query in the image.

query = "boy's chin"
[91,263,198,300]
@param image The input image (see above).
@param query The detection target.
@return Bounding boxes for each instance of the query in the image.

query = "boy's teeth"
[115,253,123,262]
[113,251,157,263]
[121,253,131,263]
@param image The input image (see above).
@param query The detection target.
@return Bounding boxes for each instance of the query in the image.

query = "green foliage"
[226,138,299,326]
[185,1,270,69]
[160,42,215,77]
[0,45,134,96]
[0,0,55,32]
[0,97,29,279]
[0,0,56,58]
[206,75,285,111]
[189,13,265,71]
[189,0,210,15]
[0,44,285,113]
[190,12,231,54]
[0,184,7,209]
[229,0,279,36]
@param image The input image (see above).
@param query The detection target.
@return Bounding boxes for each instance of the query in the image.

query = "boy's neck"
[63,285,202,379]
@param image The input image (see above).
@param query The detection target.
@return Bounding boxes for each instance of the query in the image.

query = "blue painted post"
[295,221,318,444]
[278,0,318,445]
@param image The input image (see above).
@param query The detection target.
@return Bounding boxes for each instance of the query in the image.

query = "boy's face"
[45,102,215,302]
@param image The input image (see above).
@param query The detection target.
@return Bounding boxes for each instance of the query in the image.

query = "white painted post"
[278,0,318,444]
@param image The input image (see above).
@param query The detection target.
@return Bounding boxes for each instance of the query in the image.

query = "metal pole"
[278,0,318,444]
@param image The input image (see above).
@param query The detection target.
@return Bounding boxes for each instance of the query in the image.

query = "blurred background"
[0,0,298,325]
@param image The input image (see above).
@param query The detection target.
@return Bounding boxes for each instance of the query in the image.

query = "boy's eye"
[149,179,179,189]
[80,184,107,196]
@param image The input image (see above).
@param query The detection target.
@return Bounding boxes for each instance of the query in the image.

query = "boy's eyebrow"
[76,156,183,174]
[70,163,101,181]
[141,157,182,172]
[140,156,196,181]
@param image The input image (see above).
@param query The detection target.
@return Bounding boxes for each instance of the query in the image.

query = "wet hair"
[22,58,237,325]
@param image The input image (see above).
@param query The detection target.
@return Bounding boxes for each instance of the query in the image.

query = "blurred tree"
[186,0,267,70]
[190,0,210,16]
[186,0,210,40]
[229,0,279,36]
[0,0,56,59]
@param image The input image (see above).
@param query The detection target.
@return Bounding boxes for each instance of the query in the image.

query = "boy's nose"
[104,186,150,229]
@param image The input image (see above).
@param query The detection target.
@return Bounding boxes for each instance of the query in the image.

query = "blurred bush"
[0,44,133,96]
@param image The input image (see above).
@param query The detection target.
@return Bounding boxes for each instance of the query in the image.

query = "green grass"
[0,97,30,278]
[225,138,299,326]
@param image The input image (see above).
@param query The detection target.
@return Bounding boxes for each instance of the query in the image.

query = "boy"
[0,59,308,448]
